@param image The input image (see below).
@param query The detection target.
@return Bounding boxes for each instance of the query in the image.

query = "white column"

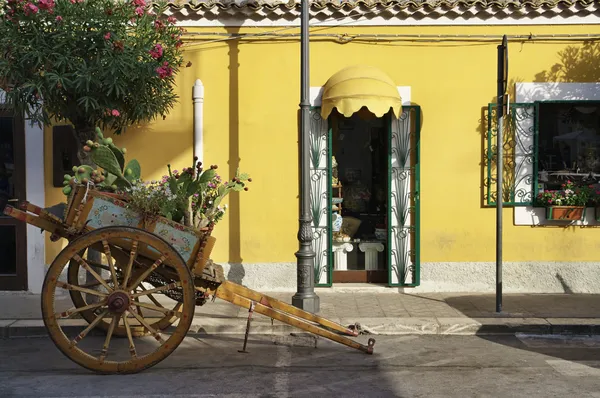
[192,79,204,164]
[332,242,353,271]
[359,242,384,271]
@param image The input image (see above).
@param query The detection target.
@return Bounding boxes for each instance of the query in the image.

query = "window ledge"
[514,206,600,226]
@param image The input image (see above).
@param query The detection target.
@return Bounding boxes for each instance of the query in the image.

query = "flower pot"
[595,206,600,222]
[545,206,585,221]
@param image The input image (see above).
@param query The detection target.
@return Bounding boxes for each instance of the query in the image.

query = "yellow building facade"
[4,0,600,293]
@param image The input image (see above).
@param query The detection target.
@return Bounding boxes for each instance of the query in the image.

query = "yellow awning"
[320,65,402,120]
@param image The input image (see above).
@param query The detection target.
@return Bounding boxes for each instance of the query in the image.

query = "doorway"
[330,107,390,283]
[0,113,27,290]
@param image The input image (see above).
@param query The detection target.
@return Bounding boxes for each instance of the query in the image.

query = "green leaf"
[114,178,130,189]
[199,169,216,183]
[105,173,118,187]
[110,146,126,171]
[186,180,200,197]
[168,177,178,195]
[90,145,123,178]
[124,159,141,182]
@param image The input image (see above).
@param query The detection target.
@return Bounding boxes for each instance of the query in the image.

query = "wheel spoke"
[128,256,166,291]
[102,240,119,287]
[132,301,182,318]
[121,240,139,289]
[134,297,144,318]
[99,314,119,361]
[57,281,108,298]
[131,282,181,298]
[122,315,138,359]
[146,293,164,308]
[73,254,113,292]
[85,262,112,272]
[71,309,109,346]
[56,301,106,319]
[80,278,113,289]
[129,309,165,343]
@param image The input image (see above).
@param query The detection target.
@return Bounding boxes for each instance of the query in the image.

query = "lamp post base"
[292,293,320,314]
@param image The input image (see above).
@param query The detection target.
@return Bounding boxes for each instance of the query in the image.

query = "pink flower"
[104,32,111,40]
[154,20,164,30]
[69,0,76,3]
[132,0,145,6]
[38,0,55,10]
[111,109,120,117]
[167,16,177,24]
[155,62,173,79]
[149,43,163,59]
[23,2,39,15]
[135,6,144,16]
[55,15,62,22]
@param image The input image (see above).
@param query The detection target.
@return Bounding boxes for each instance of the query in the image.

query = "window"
[537,102,600,191]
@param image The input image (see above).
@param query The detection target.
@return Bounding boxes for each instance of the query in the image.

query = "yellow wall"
[44,24,600,266]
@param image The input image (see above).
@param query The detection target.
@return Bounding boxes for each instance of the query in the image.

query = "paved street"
[1,334,600,397]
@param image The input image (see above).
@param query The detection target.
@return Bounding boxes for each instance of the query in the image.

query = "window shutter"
[485,103,538,206]
[308,107,332,286]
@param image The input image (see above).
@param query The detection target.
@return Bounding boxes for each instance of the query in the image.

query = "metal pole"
[496,114,503,313]
[292,0,320,313]
[495,37,507,313]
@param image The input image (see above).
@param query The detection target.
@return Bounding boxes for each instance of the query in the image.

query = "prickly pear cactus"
[62,127,142,196]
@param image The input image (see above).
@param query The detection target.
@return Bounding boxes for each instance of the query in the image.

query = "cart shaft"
[215,281,374,354]
[218,281,357,336]
[4,205,67,238]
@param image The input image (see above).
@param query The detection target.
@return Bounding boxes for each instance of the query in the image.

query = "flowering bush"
[125,179,177,221]
[535,180,593,207]
[0,0,189,163]
[123,157,252,229]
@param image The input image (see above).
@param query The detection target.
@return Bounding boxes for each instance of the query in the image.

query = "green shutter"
[388,105,420,287]
[485,103,538,206]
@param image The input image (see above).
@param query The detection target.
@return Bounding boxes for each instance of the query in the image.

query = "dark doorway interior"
[331,107,389,283]
[0,113,27,291]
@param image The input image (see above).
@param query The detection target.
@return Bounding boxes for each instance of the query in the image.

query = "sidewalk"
[2,290,600,338]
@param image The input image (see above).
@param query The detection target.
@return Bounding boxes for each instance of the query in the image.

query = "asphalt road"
[1,333,600,398]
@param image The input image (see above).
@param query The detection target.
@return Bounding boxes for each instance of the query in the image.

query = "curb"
[3,317,600,338]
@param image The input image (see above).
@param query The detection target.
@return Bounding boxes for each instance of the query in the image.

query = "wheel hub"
[107,291,131,314]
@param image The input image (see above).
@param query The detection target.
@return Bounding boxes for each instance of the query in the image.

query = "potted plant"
[535,180,592,221]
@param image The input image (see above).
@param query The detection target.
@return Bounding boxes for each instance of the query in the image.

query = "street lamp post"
[292,0,320,313]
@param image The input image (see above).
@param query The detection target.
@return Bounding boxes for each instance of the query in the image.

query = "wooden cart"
[2,185,375,374]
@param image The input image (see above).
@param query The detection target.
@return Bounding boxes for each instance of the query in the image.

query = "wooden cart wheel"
[66,247,182,337]
[41,226,195,374]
